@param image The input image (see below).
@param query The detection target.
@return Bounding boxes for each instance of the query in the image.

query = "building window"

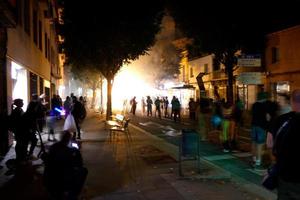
[44,33,48,58]
[38,21,43,50]
[276,81,290,93]
[39,77,44,95]
[33,10,38,45]
[30,72,38,98]
[204,63,208,73]
[17,0,22,26]
[190,67,194,78]
[24,0,30,35]
[47,38,50,61]
[272,47,279,63]
[213,58,220,71]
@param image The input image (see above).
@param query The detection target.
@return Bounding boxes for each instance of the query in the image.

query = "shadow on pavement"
[0,161,48,199]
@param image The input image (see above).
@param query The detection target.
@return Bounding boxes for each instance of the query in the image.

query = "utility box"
[179,129,200,176]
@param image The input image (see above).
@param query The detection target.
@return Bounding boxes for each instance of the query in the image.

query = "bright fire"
[111,65,159,111]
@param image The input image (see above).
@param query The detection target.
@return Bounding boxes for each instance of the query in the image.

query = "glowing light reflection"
[112,65,158,110]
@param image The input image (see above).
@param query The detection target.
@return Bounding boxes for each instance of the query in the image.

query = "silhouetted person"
[44,131,88,199]
[52,94,61,119]
[46,110,57,141]
[25,94,46,158]
[164,96,169,118]
[9,99,27,163]
[188,98,197,120]
[251,92,270,169]
[130,96,137,115]
[269,90,300,199]
[71,96,86,140]
[64,96,72,119]
[154,97,161,119]
[146,96,153,116]
[171,97,181,122]
[141,97,146,116]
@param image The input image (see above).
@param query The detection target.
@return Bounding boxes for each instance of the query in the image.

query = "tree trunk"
[226,66,234,104]
[106,75,113,120]
[0,27,9,156]
[225,51,235,105]
[100,76,103,114]
[91,80,96,109]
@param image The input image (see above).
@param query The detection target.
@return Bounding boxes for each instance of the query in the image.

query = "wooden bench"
[106,114,125,128]
[109,118,131,142]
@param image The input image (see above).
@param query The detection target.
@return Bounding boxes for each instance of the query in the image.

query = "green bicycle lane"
[130,115,266,187]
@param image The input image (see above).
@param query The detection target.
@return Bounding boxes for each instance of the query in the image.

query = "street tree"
[62,1,164,118]
[168,0,300,103]
[70,64,103,109]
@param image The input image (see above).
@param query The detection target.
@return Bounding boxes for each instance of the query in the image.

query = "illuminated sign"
[236,72,263,85]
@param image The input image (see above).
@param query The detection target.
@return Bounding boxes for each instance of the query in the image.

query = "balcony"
[202,70,227,82]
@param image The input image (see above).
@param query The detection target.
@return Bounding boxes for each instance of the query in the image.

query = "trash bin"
[179,129,200,176]
[181,129,199,157]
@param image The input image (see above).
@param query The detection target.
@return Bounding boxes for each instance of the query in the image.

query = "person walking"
[51,94,61,120]
[24,94,46,158]
[221,101,234,152]
[46,110,57,141]
[268,89,300,199]
[232,97,244,148]
[251,92,270,169]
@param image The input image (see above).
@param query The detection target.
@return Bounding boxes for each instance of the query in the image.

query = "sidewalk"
[83,113,267,200]
[0,112,274,200]
[129,115,277,200]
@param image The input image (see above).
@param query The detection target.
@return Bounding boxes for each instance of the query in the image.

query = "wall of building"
[266,25,300,94]
[188,55,213,85]
[6,0,59,110]
[7,25,50,80]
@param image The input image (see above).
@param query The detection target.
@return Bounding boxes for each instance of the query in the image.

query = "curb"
[130,123,277,200]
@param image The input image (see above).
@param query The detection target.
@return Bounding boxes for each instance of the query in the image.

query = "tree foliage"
[168,0,300,103]
[63,1,164,75]
[62,0,164,117]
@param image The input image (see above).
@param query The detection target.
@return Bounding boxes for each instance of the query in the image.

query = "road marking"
[139,121,181,137]
[162,130,181,137]
[202,154,235,161]
[232,152,252,158]
[246,168,267,176]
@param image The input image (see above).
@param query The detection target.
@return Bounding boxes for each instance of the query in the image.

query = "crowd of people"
[128,95,181,122]
[8,93,87,199]
[5,90,300,199]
